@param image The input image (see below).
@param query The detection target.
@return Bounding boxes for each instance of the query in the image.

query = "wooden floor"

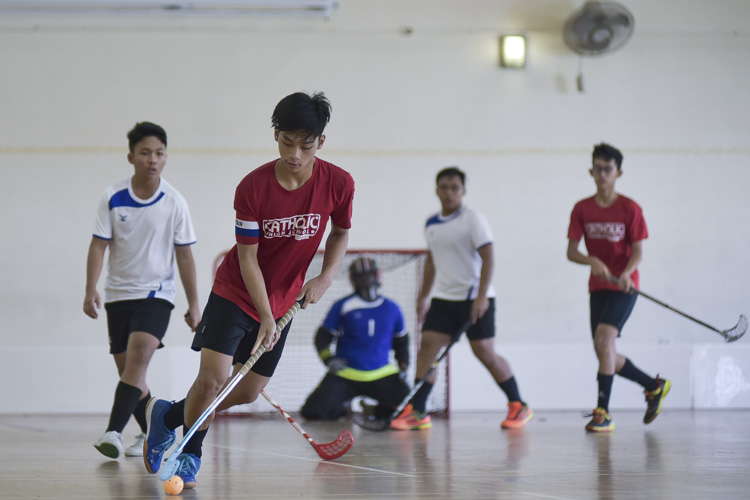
[1,410,748,499]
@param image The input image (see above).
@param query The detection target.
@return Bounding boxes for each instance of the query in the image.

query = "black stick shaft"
[634,289,723,334]
[608,276,724,335]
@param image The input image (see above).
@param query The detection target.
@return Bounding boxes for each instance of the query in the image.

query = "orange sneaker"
[501,402,533,429]
[389,404,432,430]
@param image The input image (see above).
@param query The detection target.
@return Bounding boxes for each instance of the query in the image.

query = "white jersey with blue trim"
[323,294,406,372]
[424,204,495,301]
[92,177,196,304]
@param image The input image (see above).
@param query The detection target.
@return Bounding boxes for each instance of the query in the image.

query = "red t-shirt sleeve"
[627,201,648,243]
[567,201,584,241]
[234,174,260,246]
[329,170,355,230]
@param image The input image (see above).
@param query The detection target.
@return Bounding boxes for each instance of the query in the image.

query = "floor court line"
[210,443,418,477]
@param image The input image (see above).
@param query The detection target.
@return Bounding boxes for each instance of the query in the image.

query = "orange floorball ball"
[163,475,184,496]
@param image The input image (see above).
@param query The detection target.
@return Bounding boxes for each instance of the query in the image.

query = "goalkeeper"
[301,257,410,421]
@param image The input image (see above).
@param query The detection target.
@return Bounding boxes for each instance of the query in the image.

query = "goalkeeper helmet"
[349,257,381,301]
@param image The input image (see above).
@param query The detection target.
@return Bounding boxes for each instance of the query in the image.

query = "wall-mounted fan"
[563,1,635,91]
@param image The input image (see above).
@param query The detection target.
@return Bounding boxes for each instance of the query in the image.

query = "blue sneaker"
[176,453,201,489]
[143,398,176,474]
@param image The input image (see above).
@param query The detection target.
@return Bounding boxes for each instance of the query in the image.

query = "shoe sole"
[124,448,143,457]
[94,442,121,459]
[501,409,534,429]
[644,380,671,424]
[143,398,160,473]
[585,424,615,432]
[390,422,432,431]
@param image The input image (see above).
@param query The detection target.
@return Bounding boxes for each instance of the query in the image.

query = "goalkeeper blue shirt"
[323,294,406,380]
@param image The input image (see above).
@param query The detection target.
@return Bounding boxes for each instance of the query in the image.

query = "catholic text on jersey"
[263,214,321,241]
[584,222,625,243]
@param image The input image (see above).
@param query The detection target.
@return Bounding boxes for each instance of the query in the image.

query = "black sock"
[133,392,151,433]
[106,382,143,433]
[182,428,208,458]
[597,373,614,411]
[164,399,187,430]
[617,358,658,392]
[410,381,433,414]
[498,376,523,404]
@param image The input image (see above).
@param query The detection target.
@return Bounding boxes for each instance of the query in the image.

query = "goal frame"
[211,248,451,418]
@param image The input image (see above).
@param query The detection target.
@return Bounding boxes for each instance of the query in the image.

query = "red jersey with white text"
[213,158,354,320]
[567,194,648,293]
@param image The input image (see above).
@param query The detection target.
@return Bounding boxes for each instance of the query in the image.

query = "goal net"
[216,249,450,417]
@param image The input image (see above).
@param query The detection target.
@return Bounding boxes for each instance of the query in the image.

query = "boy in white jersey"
[84,122,201,459]
[391,167,533,431]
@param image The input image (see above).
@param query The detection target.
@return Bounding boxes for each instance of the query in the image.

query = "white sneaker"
[94,430,123,459]
[124,433,145,457]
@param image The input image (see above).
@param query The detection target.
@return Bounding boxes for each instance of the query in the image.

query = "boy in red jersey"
[567,143,670,432]
[143,92,354,487]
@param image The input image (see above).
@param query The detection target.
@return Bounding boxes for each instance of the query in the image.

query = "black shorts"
[422,298,495,340]
[590,290,638,337]
[105,298,173,355]
[191,292,292,378]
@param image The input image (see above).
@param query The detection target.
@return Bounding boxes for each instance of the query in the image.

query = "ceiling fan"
[563,1,635,92]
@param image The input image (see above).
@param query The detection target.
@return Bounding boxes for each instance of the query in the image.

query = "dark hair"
[127,122,167,153]
[271,91,331,139]
[592,142,623,170]
[436,166,466,186]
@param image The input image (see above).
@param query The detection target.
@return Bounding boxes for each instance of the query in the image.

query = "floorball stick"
[610,276,746,343]
[261,390,354,460]
[353,319,471,431]
[159,300,303,480]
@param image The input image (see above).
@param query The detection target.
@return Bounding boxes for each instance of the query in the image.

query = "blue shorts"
[422,298,495,340]
[191,292,292,378]
[589,290,638,337]
[105,298,173,354]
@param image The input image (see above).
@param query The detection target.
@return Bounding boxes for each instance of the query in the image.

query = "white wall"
[1,0,749,414]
